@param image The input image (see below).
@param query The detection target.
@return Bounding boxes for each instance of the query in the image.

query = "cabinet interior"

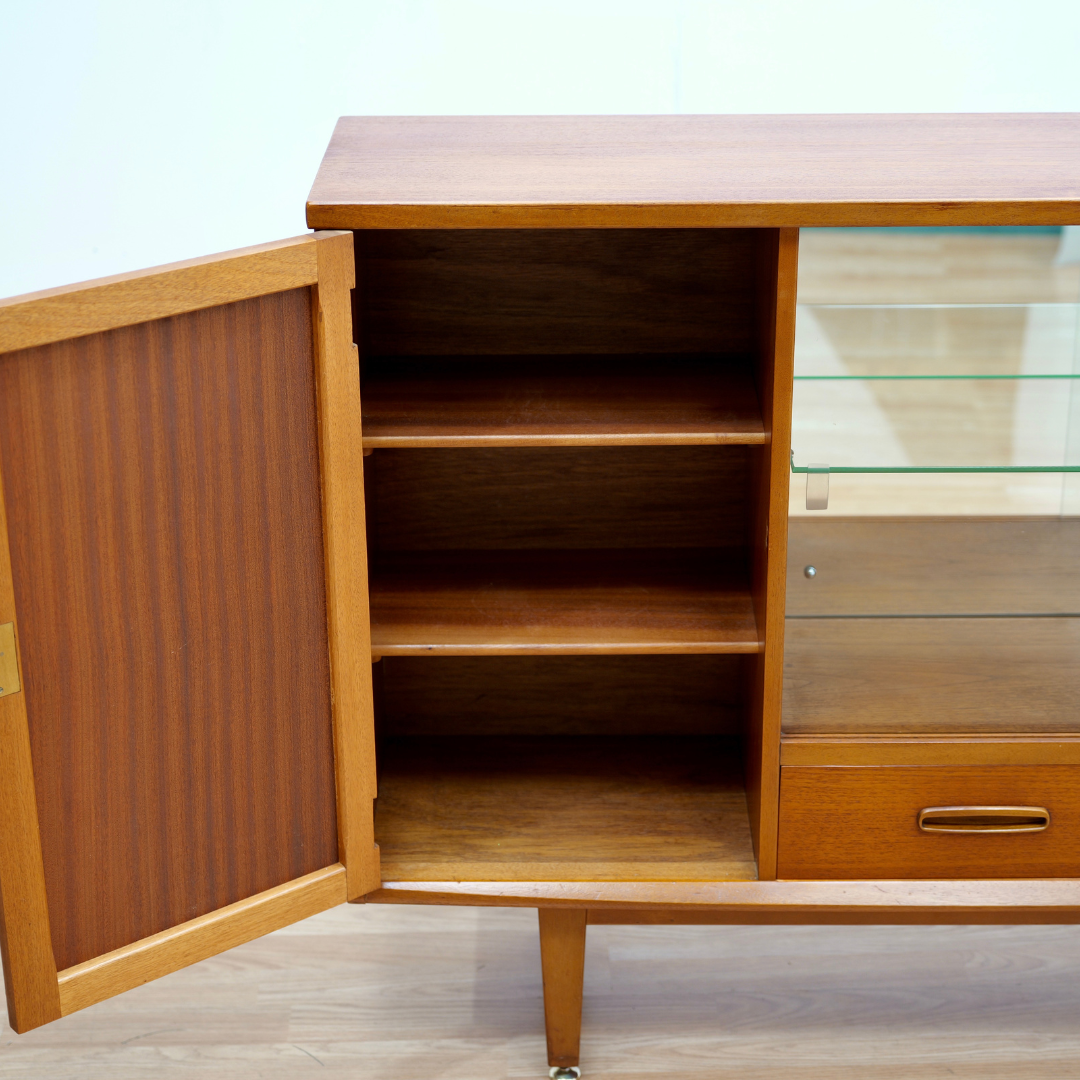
[354,228,777,881]
[784,227,1080,740]
[372,657,756,882]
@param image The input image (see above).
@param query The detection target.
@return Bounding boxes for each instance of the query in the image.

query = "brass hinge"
[0,622,21,698]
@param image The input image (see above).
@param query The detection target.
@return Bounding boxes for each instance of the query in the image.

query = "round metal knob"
[804,565,817,578]
[550,1068,582,1079]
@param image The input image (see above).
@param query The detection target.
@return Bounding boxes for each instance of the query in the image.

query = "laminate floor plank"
[4,906,1080,1078]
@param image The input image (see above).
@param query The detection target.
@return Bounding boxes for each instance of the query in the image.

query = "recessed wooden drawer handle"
[917,806,1050,834]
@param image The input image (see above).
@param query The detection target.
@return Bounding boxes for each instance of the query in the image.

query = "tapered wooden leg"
[538,908,587,1072]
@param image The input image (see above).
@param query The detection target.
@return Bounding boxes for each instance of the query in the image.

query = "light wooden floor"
[5,903,1080,1078]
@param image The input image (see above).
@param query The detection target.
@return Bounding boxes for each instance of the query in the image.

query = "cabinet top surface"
[305,113,1080,229]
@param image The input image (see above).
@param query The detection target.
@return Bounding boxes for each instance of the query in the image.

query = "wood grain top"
[307,114,1080,228]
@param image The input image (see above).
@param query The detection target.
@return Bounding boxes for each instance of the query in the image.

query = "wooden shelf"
[374,736,757,882]
[369,549,759,656]
[360,356,765,447]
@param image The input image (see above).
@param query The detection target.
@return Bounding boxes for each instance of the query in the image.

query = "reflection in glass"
[784,227,1080,735]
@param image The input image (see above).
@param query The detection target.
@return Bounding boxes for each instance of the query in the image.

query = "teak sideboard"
[1,114,1079,1075]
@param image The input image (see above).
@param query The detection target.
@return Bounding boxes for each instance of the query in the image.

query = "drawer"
[777,765,1080,879]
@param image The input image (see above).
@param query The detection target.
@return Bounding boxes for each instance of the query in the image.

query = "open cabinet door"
[0,232,378,1033]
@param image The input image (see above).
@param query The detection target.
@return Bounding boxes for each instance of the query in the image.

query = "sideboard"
[1,114,1078,1076]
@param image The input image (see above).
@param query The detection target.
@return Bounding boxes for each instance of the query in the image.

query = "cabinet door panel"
[0,233,377,1031]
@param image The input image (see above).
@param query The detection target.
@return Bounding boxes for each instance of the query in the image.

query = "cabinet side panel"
[0,464,61,1031]
[0,289,339,972]
[312,233,380,898]
[746,228,798,879]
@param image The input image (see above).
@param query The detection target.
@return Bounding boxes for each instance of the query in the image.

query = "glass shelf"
[791,302,1080,475]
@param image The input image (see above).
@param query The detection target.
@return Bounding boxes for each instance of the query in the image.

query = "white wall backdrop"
[2,0,1079,298]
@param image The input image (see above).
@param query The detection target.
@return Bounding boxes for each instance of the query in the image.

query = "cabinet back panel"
[783,616,1080,735]
[369,446,751,551]
[787,518,1080,617]
[0,289,339,971]
[379,655,745,735]
[356,229,760,356]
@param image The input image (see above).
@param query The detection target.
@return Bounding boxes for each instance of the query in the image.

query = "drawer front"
[778,765,1080,879]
